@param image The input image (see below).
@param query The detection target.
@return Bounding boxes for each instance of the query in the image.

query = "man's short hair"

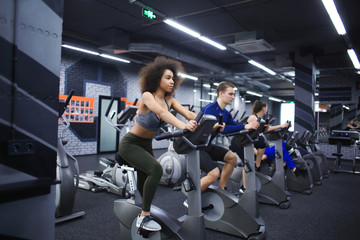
[216,81,235,97]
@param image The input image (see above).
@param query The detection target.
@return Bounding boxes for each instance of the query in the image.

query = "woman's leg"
[119,139,162,213]
[255,148,266,168]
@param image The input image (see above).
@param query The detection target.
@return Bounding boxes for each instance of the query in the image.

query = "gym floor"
[55,151,360,240]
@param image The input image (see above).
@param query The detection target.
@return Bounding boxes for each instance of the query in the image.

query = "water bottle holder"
[244,159,252,173]
[182,172,196,192]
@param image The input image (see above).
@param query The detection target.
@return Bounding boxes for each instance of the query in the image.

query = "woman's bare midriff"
[130,123,158,139]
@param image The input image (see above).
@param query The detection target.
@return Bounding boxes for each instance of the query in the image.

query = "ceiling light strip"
[269,97,283,102]
[62,44,130,63]
[347,49,360,69]
[164,19,226,50]
[178,73,198,81]
[248,60,276,75]
[100,54,130,63]
[199,99,213,103]
[246,91,263,97]
[163,19,200,38]
[321,0,347,35]
[62,44,99,55]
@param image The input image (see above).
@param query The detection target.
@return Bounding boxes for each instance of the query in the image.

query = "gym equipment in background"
[294,131,323,185]
[329,130,360,174]
[286,132,313,194]
[78,98,137,196]
[56,90,85,223]
[305,131,330,178]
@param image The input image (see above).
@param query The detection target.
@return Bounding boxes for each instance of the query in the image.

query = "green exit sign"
[143,8,157,20]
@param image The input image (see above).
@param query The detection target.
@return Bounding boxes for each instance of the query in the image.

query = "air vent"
[228,39,275,53]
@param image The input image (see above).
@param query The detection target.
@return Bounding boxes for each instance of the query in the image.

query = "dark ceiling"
[62,0,360,101]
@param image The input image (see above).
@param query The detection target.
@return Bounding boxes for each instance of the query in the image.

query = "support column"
[0,0,64,239]
[294,61,316,136]
[329,104,344,130]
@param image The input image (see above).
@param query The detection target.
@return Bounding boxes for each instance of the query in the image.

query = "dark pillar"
[294,59,316,136]
[0,0,63,239]
[329,104,344,130]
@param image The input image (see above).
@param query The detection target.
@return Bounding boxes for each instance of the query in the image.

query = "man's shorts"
[200,144,230,173]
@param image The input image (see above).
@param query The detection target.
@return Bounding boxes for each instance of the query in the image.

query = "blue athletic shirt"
[201,101,245,138]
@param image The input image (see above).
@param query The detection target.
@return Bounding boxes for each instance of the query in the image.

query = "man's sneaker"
[239,185,246,194]
[255,165,261,172]
[136,214,161,231]
[183,199,188,208]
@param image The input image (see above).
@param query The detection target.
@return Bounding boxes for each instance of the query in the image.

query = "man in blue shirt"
[200,81,259,193]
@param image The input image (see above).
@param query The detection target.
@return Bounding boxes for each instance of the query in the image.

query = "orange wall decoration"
[59,95,95,123]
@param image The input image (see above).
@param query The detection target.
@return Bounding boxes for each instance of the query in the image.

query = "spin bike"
[285,132,313,194]
[231,119,291,209]
[201,125,266,239]
[305,131,330,178]
[295,131,323,185]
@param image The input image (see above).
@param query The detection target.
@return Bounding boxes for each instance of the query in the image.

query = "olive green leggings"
[119,132,163,212]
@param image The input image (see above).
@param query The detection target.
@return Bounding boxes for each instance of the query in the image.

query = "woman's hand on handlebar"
[184,120,199,132]
[245,121,259,130]
[213,122,225,132]
[281,122,290,128]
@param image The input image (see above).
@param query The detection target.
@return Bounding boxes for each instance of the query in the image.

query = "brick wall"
[60,50,132,155]
[85,82,111,117]
[58,123,97,155]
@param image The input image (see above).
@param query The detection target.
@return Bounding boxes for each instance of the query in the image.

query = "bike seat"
[115,152,133,167]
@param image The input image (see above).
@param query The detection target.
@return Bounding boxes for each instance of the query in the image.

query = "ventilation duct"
[228,31,275,53]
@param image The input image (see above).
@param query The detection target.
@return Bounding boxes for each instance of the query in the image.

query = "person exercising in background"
[248,100,296,171]
[254,142,305,176]
[346,119,360,130]
[192,81,259,200]
[119,56,198,232]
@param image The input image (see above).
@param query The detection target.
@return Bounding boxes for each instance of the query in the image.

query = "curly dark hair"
[139,56,185,96]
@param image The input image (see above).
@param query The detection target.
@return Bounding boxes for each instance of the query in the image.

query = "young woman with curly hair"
[118,56,198,232]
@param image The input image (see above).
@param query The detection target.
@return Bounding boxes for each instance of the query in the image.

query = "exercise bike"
[231,119,291,209]
[56,90,85,223]
[157,106,195,188]
[255,125,292,208]
[78,98,138,196]
[114,112,216,239]
[295,131,323,185]
[201,121,266,239]
[285,132,313,194]
[306,131,330,178]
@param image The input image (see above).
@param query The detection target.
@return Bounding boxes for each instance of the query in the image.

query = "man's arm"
[221,114,245,134]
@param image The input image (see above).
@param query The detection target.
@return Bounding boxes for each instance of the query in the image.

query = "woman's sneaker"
[136,215,161,231]
[239,185,246,194]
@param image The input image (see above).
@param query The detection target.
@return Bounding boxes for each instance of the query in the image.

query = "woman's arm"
[142,92,197,131]
[167,97,197,120]
[266,122,289,131]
